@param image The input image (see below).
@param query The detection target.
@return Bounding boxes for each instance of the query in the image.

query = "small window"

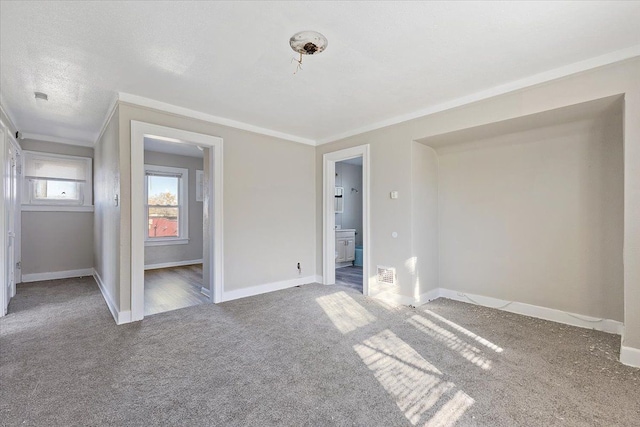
[145,165,189,246]
[23,151,92,207]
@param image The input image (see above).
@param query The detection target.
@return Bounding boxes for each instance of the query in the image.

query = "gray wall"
[19,139,94,276]
[315,57,640,350]
[111,101,316,312]
[335,162,363,246]
[410,142,439,295]
[94,107,121,307]
[144,150,204,266]
[21,212,93,274]
[435,114,624,321]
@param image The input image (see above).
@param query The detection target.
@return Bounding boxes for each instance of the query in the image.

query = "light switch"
[390,191,399,199]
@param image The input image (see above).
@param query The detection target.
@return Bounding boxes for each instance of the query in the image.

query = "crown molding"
[117,92,317,146]
[0,95,19,135]
[4,44,640,150]
[316,45,640,145]
[20,133,94,147]
[94,94,120,145]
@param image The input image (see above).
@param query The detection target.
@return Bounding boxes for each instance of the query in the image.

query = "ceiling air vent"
[377,266,396,286]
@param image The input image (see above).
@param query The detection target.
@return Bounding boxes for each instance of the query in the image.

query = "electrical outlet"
[297,262,301,274]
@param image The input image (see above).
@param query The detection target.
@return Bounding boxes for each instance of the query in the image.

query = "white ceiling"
[144,137,204,158]
[340,157,363,167]
[1,1,639,146]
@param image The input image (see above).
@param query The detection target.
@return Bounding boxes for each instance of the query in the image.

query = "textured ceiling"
[144,137,203,158]
[1,1,639,145]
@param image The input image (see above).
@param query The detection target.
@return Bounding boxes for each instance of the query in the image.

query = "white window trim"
[22,151,93,208]
[144,164,189,246]
[22,205,94,213]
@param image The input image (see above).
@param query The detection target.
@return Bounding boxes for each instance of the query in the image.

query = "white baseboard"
[144,259,203,270]
[222,275,317,302]
[313,275,323,284]
[21,268,94,283]
[620,345,640,368]
[93,269,131,325]
[437,288,623,335]
[372,288,440,307]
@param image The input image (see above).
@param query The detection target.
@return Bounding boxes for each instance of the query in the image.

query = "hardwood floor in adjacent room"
[335,265,363,293]
[144,264,208,316]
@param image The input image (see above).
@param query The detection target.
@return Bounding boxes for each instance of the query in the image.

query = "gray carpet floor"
[1,277,639,426]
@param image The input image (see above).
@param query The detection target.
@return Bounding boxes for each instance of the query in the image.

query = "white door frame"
[323,144,371,295]
[9,134,21,291]
[130,121,224,322]
[0,125,6,315]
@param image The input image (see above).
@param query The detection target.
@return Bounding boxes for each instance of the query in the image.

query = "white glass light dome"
[289,31,328,55]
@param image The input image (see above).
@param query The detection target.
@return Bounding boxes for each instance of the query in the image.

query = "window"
[23,151,92,210]
[145,165,189,246]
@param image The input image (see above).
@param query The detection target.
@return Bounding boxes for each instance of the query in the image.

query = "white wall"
[335,162,363,246]
[143,150,203,266]
[434,113,623,321]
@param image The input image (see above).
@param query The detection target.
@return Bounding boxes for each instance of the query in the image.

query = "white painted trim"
[372,288,441,307]
[144,164,189,243]
[22,150,93,206]
[0,126,7,315]
[437,289,624,335]
[221,275,317,302]
[131,121,224,322]
[119,93,316,146]
[144,259,203,270]
[0,98,19,136]
[3,49,638,150]
[144,238,189,247]
[316,45,640,145]
[620,346,640,368]
[20,133,93,147]
[21,268,94,283]
[92,269,131,325]
[21,205,94,212]
[94,95,120,145]
[10,136,22,288]
[323,145,371,296]
[313,275,322,284]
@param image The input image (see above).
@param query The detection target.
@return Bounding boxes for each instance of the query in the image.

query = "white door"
[5,141,17,305]
[12,146,21,292]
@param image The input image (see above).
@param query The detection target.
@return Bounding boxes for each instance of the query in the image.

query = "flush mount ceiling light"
[34,91,48,101]
[289,31,328,74]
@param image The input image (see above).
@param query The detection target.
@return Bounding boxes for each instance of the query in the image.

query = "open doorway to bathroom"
[334,157,363,293]
[323,144,370,296]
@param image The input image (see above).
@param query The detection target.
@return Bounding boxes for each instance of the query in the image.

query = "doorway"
[334,157,364,292]
[142,138,209,316]
[323,145,370,295]
[130,122,223,322]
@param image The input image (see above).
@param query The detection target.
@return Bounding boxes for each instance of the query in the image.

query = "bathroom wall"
[335,161,363,246]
